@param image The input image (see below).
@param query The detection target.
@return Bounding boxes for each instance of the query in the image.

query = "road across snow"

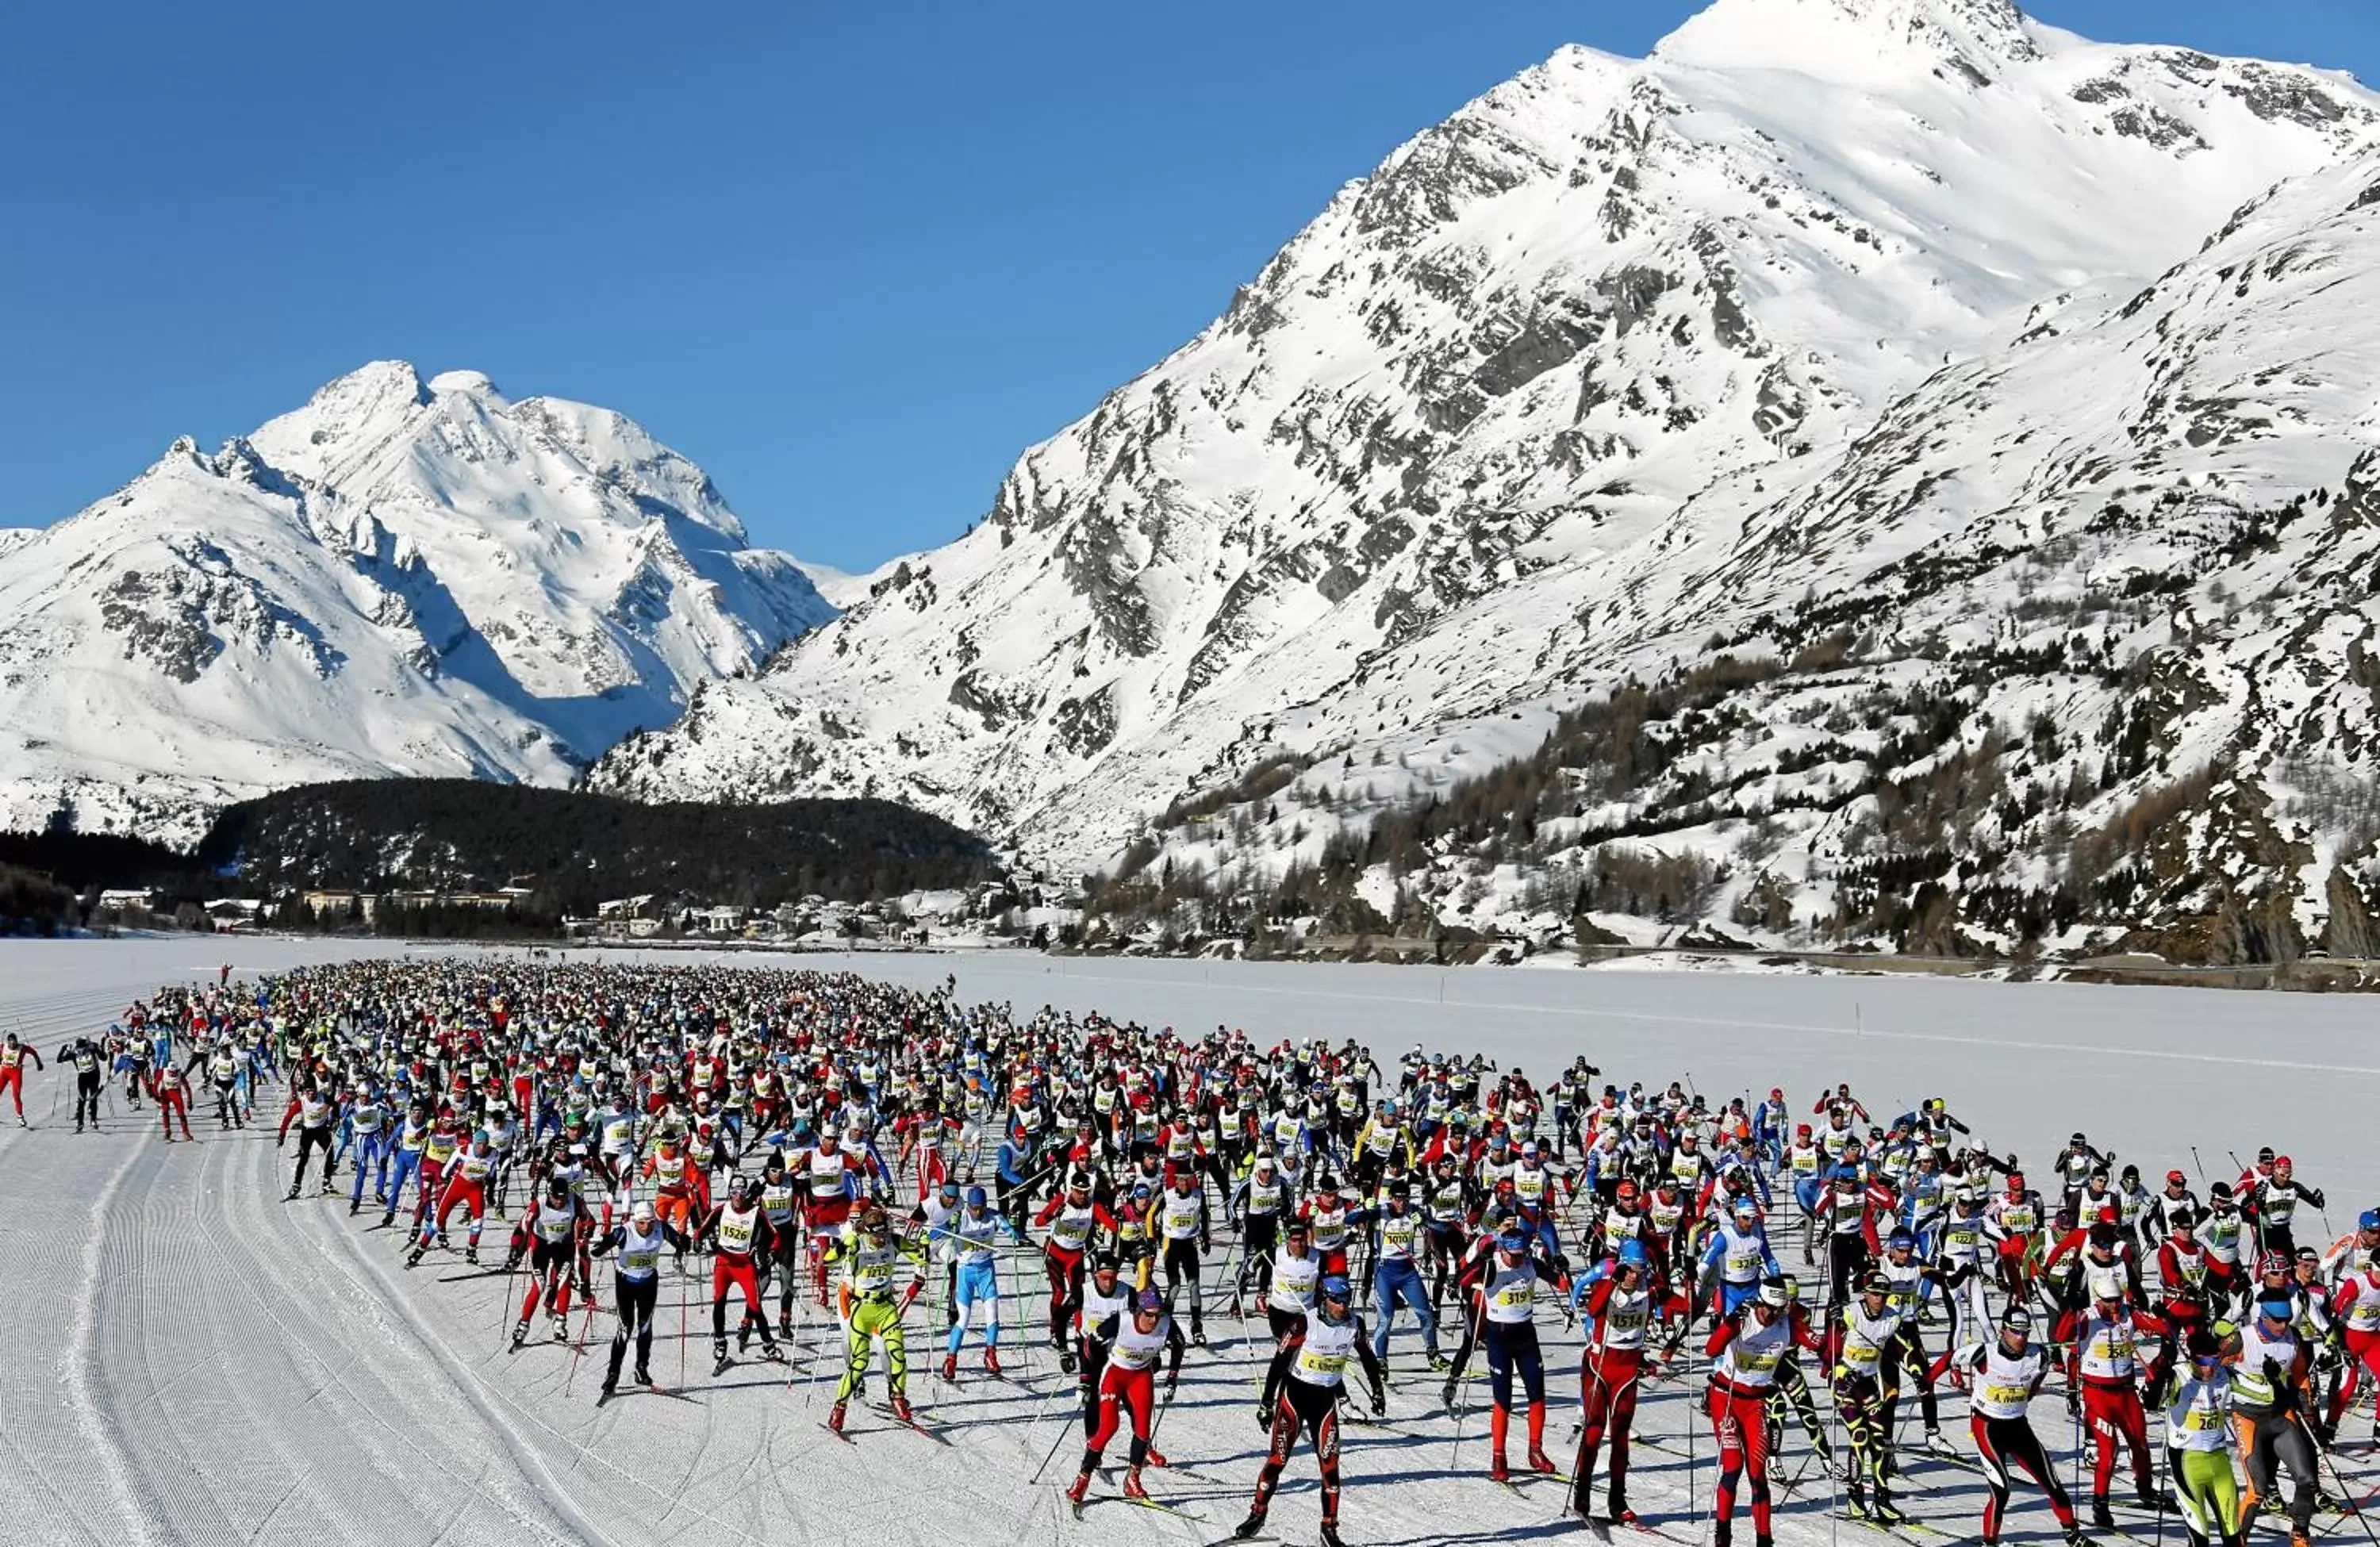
[2,939,2375,1546]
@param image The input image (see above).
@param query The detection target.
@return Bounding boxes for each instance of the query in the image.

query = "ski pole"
[497,1246,521,1351]
[1447,1292,1488,1469]
[1825,1361,1840,1534]
[2152,1425,2167,1547]
[1142,1358,1186,1467]
[2295,1407,2380,1547]
[1029,1380,1081,1484]
[563,1299,600,1395]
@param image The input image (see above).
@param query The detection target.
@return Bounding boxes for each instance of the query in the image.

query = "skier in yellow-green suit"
[826,1202,928,1433]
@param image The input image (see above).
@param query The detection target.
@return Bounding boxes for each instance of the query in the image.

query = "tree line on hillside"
[0,779,1002,937]
[198,780,1000,915]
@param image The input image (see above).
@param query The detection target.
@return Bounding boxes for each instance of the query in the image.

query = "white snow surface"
[591,0,2380,880]
[0,363,834,846]
[6,938,2377,1545]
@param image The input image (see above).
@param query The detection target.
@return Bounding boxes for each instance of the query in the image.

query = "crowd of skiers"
[21,957,2380,1547]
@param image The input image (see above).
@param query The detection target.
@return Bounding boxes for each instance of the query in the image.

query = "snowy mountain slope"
[591,0,2380,881]
[1096,143,2380,963]
[0,363,832,846]
[795,557,916,611]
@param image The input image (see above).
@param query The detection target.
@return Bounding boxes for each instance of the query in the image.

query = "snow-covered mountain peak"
[426,368,501,399]
[1653,0,2038,76]
[0,363,834,843]
[590,1,2380,887]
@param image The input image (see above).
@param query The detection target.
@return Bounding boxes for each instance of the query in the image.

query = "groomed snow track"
[5,938,2379,1546]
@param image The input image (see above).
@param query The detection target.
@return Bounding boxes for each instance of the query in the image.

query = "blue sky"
[3,2,2374,571]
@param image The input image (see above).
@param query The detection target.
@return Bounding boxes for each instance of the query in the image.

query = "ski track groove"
[324,1221,794,1547]
[308,1205,615,1546]
[63,1123,167,1545]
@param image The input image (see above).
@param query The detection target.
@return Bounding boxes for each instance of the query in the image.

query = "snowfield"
[2,939,2375,1546]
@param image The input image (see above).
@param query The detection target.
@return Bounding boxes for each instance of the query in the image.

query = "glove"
[1441,1376,1459,1411]
[1165,1373,1178,1397]
[1371,1388,1388,1418]
[2065,1388,2081,1418]
[1256,1401,1273,1432]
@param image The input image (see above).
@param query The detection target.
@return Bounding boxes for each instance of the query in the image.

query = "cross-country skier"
[938,1184,1022,1378]
[1234,1272,1384,1547]
[825,1202,926,1430]
[1568,1238,1669,1526]
[589,1197,690,1401]
[0,1033,42,1124]
[1962,1306,2090,1547]
[1705,1275,1826,1547]
[1066,1286,1188,1512]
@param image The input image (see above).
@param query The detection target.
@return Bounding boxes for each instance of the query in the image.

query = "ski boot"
[551,1312,567,1343]
[284,1183,300,1201]
[1233,1507,1269,1541]
[941,1353,958,1381]
[1714,1520,1732,1547]
[777,1312,793,1341]
[1065,1470,1092,1511]
[597,1380,616,1405]
[1061,1345,1079,1375]
[405,1242,426,1269]
[464,1246,478,1267]
[1529,1447,1557,1475]
[1320,1522,1346,1547]
[1871,1491,1909,1526]
[1609,1503,1641,1528]
[1191,1322,1207,1348]
[889,1392,914,1423]
[1123,1467,1151,1502]
[1924,1426,1960,1459]
[379,1209,397,1230]
[1427,1348,1451,1372]
[738,1319,754,1353]
[2066,1529,2099,1547]
[2091,1499,2117,1532]
[1489,1450,1511,1483]
[827,1400,847,1433]
[2139,1486,2171,1514]
[511,1319,530,1350]
[762,1338,786,1364]
[984,1346,1002,1376]
[712,1340,731,1376]
[1146,1445,1169,1468]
